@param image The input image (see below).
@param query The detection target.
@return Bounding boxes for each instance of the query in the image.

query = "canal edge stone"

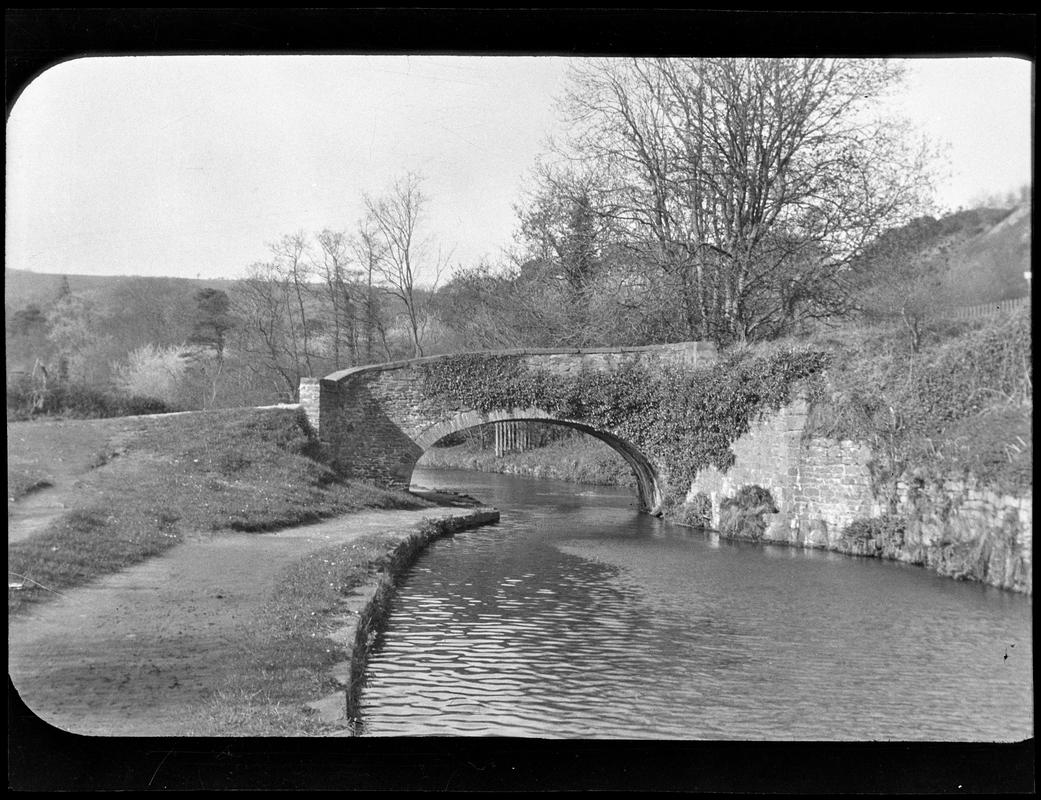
[304,506,501,733]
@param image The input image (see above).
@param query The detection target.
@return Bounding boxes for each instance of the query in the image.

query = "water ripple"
[358,468,1033,740]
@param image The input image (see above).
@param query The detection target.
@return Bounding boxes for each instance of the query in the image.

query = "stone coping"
[313,341,718,385]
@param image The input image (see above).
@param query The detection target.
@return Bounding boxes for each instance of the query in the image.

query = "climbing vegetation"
[674,492,713,528]
[805,308,1032,495]
[420,348,829,493]
[718,485,779,542]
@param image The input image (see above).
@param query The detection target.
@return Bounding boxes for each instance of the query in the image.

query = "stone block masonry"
[686,397,812,535]
[784,437,878,545]
[298,377,321,432]
[687,408,1032,593]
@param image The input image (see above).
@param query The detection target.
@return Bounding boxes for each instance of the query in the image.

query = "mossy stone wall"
[692,427,1033,593]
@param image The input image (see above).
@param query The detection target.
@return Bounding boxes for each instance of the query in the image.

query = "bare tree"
[363,173,449,358]
[350,217,388,364]
[270,233,316,377]
[315,228,361,369]
[555,57,936,344]
[233,238,321,402]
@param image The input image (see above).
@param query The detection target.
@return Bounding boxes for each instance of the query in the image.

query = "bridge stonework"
[300,342,717,513]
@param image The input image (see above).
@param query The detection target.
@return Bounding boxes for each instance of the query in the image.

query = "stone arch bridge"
[299,342,718,514]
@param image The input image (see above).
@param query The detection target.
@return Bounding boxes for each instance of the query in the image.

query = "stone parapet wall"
[519,341,717,376]
[298,377,321,433]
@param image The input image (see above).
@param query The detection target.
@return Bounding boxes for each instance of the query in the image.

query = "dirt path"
[7,416,156,546]
[7,485,69,544]
[8,505,472,737]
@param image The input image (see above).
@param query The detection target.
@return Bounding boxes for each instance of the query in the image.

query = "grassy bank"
[179,529,415,736]
[420,433,637,487]
[8,407,428,613]
[798,308,1031,496]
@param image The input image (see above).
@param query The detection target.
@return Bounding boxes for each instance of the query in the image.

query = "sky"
[5,55,1034,282]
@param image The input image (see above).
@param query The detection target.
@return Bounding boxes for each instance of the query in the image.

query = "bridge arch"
[414,408,664,513]
[298,342,718,516]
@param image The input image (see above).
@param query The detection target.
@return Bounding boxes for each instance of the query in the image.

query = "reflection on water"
[358,468,1033,740]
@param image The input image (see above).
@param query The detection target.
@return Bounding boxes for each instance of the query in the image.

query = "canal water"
[358,467,1033,740]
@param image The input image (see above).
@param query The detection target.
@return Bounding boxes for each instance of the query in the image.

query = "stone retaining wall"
[685,399,809,529]
[685,410,1032,594]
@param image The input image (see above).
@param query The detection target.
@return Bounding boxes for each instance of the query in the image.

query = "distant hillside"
[942,203,1032,302]
[849,202,1032,315]
[909,204,1031,304]
[4,269,240,312]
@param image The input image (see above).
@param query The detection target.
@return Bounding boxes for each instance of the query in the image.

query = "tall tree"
[315,228,361,369]
[46,293,111,385]
[555,57,935,344]
[5,304,53,376]
[363,173,449,358]
[234,252,317,402]
[188,288,234,357]
[350,218,387,364]
[187,288,235,407]
[514,163,684,347]
[270,233,316,377]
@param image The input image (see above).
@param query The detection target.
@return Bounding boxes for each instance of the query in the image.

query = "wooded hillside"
[5,199,1032,418]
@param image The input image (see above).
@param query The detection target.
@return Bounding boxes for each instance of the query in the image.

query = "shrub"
[6,378,177,420]
[6,371,47,419]
[113,344,190,406]
[718,485,778,542]
[675,492,712,528]
[841,515,906,550]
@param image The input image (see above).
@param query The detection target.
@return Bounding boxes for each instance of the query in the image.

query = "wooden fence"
[950,296,1030,319]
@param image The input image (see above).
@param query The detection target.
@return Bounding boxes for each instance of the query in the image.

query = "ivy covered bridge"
[299,341,826,516]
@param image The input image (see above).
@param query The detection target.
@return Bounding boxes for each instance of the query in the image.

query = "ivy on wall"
[419,348,829,493]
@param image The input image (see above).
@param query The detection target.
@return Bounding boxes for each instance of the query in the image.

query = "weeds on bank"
[802,309,1031,494]
[8,408,428,613]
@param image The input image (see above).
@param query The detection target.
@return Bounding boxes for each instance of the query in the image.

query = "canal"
[357,467,1033,740]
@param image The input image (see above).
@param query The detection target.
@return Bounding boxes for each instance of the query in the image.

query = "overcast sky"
[5,55,1033,282]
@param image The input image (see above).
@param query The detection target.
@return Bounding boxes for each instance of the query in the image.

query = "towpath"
[9,505,475,737]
